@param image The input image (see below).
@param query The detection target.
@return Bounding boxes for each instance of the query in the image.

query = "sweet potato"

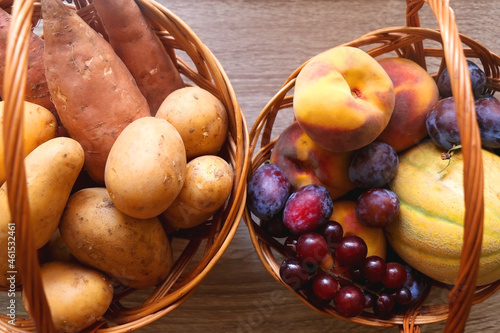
[93,0,184,114]
[0,8,55,112]
[42,0,151,184]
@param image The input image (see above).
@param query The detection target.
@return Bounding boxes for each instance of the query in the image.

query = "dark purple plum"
[475,97,500,148]
[355,188,400,228]
[426,96,500,150]
[437,60,487,99]
[348,142,399,188]
[425,97,461,150]
[247,163,291,220]
[282,184,333,235]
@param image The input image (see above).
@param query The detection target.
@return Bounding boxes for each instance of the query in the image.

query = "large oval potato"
[23,261,113,333]
[162,155,234,229]
[0,137,84,254]
[105,116,186,219]
[59,187,173,289]
[156,86,228,160]
[0,100,57,184]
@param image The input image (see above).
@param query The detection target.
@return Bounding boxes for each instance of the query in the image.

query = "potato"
[0,100,58,184]
[162,155,234,229]
[105,117,186,219]
[0,137,84,251]
[156,86,228,160]
[59,187,173,289]
[23,261,113,333]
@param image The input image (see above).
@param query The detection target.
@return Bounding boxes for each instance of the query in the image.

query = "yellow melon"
[385,140,500,286]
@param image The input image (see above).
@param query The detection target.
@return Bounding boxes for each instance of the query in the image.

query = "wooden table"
[5,0,500,332]
[131,0,500,332]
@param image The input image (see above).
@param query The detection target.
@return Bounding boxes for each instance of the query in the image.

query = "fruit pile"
[247,46,500,320]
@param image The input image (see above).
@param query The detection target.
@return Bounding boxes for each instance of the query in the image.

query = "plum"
[348,142,399,188]
[247,163,291,220]
[283,184,333,235]
[475,97,500,148]
[425,97,461,150]
[426,96,500,150]
[437,60,487,99]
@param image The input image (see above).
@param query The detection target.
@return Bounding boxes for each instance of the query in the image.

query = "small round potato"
[162,155,234,229]
[23,261,113,333]
[105,116,186,219]
[156,86,228,160]
[0,100,57,184]
[59,187,173,289]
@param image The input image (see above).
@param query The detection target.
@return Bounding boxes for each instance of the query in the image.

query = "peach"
[376,57,439,152]
[330,200,386,260]
[293,46,395,152]
[270,121,356,200]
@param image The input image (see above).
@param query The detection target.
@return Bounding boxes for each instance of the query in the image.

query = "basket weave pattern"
[0,0,249,332]
[244,0,500,332]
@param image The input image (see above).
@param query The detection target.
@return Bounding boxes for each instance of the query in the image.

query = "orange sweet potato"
[0,8,55,112]
[42,0,151,184]
[93,0,184,115]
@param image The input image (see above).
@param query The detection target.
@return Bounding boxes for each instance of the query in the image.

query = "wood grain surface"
[3,0,500,332]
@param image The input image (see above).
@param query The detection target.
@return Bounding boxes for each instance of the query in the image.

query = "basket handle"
[2,0,55,331]
[405,1,485,332]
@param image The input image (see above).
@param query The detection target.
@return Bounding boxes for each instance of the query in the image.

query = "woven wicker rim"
[244,0,500,332]
[0,0,250,332]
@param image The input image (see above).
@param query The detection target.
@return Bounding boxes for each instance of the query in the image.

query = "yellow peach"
[293,46,395,152]
[270,122,355,200]
[330,200,386,259]
[376,57,440,152]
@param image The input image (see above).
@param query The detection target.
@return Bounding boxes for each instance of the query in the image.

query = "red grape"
[373,293,395,319]
[363,255,387,284]
[279,256,312,291]
[394,286,412,306]
[363,292,375,309]
[335,235,368,266]
[296,232,329,266]
[318,220,344,251]
[382,262,407,290]
[355,188,400,228]
[334,285,365,317]
[312,272,339,301]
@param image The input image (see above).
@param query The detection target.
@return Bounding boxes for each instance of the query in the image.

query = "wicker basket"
[244,0,500,332]
[0,0,249,332]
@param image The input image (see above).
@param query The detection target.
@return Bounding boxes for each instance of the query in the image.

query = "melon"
[385,140,500,286]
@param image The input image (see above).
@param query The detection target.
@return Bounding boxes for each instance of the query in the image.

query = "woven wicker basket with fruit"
[244,0,500,332]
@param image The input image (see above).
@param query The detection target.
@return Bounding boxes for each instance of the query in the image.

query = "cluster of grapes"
[247,149,422,320]
[279,220,420,319]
